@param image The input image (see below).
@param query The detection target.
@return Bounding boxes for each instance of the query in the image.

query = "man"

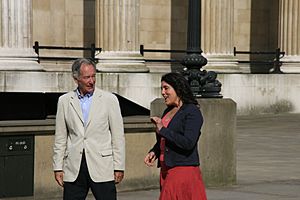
[53,58,125,200]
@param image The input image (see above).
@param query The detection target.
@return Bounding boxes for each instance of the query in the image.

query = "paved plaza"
[2,113,300,200]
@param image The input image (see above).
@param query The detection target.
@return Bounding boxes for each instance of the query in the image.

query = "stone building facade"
[0,0,299,110]
[0,0,299,116]
[1,0,300,198]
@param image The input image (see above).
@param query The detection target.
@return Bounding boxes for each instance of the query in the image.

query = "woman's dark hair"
[161,72,198,105]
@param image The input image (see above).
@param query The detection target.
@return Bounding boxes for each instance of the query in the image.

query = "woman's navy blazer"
[150,103,203,168]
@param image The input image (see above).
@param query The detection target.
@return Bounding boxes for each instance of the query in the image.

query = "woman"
[144,72,207,200]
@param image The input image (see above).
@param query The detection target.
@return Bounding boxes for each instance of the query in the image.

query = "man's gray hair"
[71,58,96,79]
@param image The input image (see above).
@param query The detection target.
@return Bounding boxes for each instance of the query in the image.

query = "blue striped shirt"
[76,89,93,126]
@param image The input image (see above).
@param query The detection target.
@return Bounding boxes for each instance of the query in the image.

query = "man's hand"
[54,171,64,187]
[114,171,124,184]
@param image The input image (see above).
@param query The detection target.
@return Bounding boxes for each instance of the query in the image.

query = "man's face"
[76,64,96,95]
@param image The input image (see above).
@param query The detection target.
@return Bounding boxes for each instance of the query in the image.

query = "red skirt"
[159,165,207,200]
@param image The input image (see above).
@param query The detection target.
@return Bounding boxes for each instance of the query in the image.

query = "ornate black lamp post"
[182,0,222,98]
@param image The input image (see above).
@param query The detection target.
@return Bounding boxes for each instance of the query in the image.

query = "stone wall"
[1,71,300,115]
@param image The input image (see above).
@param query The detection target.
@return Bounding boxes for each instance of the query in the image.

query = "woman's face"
[161,81,181,106]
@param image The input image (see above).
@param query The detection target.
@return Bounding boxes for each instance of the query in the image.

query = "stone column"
[278,0,300,73]
[0,0,42,71]
[95,0,148,72]
[201,0,239,73]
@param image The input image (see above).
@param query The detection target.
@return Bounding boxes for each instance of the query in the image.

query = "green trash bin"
[0,135,34,197]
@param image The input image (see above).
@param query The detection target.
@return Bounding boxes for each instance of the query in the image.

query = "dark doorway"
[0,92,63,121]
[170,0,188,72]
[250,0,279,73]
[84,0,96,58]
[0,92,149,121]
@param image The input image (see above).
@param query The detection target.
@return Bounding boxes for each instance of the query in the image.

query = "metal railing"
[139,44,186,63]
[33,42,186,63]
[33,41,102,63]
[33,42,285,73]
[233,47,285,73]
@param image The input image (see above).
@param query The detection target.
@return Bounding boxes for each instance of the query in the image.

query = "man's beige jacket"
[53,88,125,182]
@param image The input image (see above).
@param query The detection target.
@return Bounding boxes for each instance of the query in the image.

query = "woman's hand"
[144,151,157,167]
[151,116,163,132]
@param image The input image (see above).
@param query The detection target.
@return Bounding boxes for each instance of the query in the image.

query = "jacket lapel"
[166,104,185,127]
[70,91,84,125]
